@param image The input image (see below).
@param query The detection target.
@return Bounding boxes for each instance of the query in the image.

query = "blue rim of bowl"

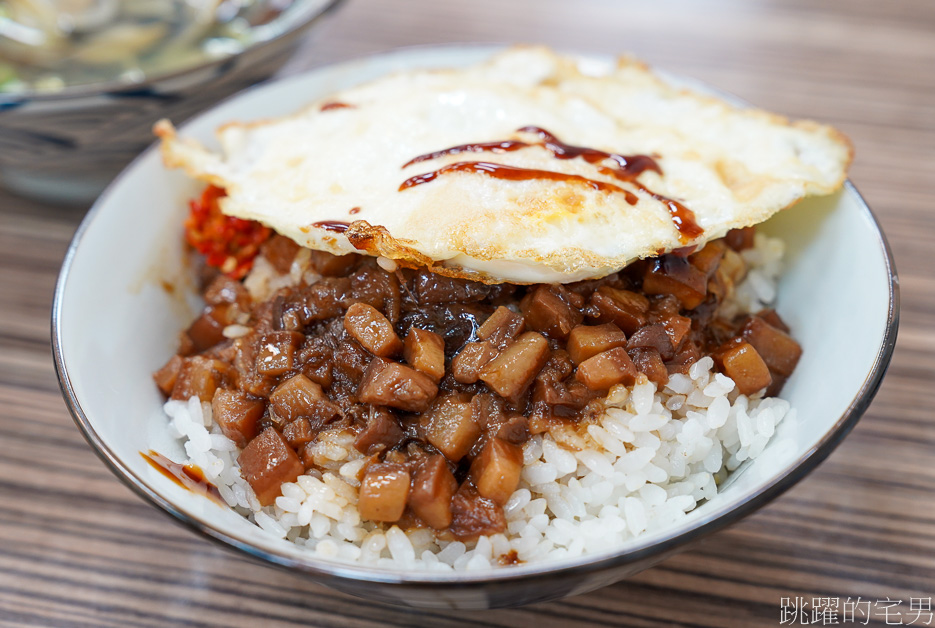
[0,0,345,105]
[51,45,900,589]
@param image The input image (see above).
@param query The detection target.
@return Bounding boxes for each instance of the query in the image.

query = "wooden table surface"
[2,0,933,625]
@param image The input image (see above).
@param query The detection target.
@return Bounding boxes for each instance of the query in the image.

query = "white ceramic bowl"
[0,0,344,204]
[52,45,899,609]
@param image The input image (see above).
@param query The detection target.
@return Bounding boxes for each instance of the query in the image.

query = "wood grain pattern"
[1,0,933,625]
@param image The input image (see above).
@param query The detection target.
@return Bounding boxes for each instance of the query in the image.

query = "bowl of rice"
[52,45,899,609]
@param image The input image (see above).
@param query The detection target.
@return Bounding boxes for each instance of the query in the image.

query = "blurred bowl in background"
[0,0,345,204]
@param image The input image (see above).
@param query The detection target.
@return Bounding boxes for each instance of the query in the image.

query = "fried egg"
[157,46,852,284]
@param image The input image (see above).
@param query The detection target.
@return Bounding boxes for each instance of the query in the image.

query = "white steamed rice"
[161,233,792,571]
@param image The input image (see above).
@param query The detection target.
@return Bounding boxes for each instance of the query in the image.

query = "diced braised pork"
[740,316,802,377]
[409,455,458,529]
[237,427,304,506]
[153,354,183,396]
[477,306,526,348]
[575,347,638,391]
[420,395,481,461]
[269,374,341,423]
[627,324,676,361]
[713,338,772,395]
[588,286,649,335]
[282,418,317,448]
[479,332,550,400]
[343,302,403,358]
[358,463,410,522]
[566,323,628,365]
[185,306,228,352]
[160,223,802,536]
[256,331,304,376]
[627,347,669,387]
[203,273,250,308]
[403,327,445,382]
[260,234,301,273]
[450,341,499,384]
[171,355,229,402]
[725,226,756,251]
[353,408,405,455]
[520,285,582,339]
[212,388,265,448]
[642,255,708,310]
[469,438,523,505]
[309,251,360,276]
[358,358,438,412]
[448,483,506,540]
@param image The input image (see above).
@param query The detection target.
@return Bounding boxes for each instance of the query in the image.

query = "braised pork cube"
[212,389,265,448]
[260,234,301,273]
[333,337,371,382]
[741,316,802,377]
[414,271,490,304]
[449,483,506,540]
[153,355,183,396]
[409,455,458,529]
[255,331,304,376]
[185,306,228,352]
[588,286,649,335]
[403,327,445,382]
[667,341,702,375]
[477,306,526,348]
[353,408,404,455]
[660,314,693,350]
[642,255,708,310]
[520,285,582,340]
[450,341,499,384]
[343,302,403,358]
[714,339,772,395]
[479,332,550,400]
[309,250,360,276]
[627,324,676,361]
[283,418,317,448]
[470,392,505,430]
[237,427,304,506]
[628,347,669,387]
[757,308,791,333]
[420,395,481,461]
[269,374,341,423]
[358,463,410,523]
[469,438,523,505]
[725,226,756,251]
[203,273,250,308]
[532,352,594,412]
[358,358,438,412]
[566,323,628,365]
[576,347,638,391]
[171,356,228,402]
[348,264,402,324]
[494,415,529,444]
[688,240,726,277]
[297,336,334,388]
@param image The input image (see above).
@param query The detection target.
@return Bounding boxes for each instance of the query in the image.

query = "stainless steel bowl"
[0,0,345,204]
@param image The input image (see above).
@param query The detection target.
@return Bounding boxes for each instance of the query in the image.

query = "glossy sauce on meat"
[155,225,800,539]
